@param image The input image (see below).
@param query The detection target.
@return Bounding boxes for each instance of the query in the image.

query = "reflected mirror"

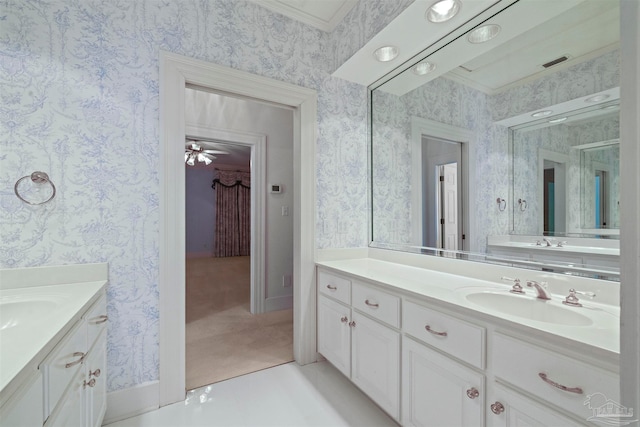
[370,0,620,278]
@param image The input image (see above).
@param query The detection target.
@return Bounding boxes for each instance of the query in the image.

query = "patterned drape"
[212,170,251,257]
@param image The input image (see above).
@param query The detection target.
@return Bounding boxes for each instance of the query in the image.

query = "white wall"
[185,168,216,257]
[185,88,294,310]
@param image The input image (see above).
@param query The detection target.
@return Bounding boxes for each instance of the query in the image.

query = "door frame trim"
[159,51,318,406]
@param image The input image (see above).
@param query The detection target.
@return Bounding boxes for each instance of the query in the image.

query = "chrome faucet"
[527,280,551,300]
[542,238,553,247]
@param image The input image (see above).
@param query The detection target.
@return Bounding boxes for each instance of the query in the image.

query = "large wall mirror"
[370,0,620,279]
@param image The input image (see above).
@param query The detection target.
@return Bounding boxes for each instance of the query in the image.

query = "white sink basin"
[465,292,593,326]
[0,298,59,331]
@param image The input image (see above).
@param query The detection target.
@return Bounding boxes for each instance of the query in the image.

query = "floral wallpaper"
[0,0,390,392]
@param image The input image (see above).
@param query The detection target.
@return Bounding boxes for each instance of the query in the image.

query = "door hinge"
[439,176,444,182]
[462,234,466,240]
[440,218,445,225]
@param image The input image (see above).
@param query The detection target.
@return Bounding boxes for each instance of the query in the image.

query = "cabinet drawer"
[493,333,619,421]
[318,269,351,304]
[352,282,400,328]
[403,300,485,369]
[85,294,108,348]
[41,319,87,419]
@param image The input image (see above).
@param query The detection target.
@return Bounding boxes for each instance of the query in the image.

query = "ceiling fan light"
[202,156,213,165]
[186,153,196,166]
[426,0,461,23]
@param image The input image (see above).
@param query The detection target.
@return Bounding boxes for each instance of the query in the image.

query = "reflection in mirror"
[369,0,620,279]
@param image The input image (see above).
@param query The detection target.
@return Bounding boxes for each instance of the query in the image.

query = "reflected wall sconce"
[496,198,506,211]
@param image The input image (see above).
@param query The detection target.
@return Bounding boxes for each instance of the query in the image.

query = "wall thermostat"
[270,184,282,194]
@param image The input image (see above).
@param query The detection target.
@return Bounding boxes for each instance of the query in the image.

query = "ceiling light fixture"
[426,0,461,23]
[413,61,437,75]
[374,46,399,62]
[548,117,568,124]
[531,110,553,118]
[467,24,501,44]
[585,94,610,103]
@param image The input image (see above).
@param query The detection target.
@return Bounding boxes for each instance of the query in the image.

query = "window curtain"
[212,170,251,257]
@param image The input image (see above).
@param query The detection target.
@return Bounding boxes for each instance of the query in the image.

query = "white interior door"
[442,163,458,250]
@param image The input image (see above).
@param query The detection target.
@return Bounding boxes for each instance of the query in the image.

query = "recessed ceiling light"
[532,110,553,118]
[426,0,461,23]
[548,117,568,124]
[374,46,399,62]
[467,24,501,44]
[601,104,619,110]
[585,94,610,103]
[413,61,437,75]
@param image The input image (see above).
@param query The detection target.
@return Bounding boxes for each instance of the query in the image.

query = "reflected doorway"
[422,136,463,250]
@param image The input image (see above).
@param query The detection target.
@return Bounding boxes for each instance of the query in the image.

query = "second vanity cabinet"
[317,270,401,420]
[42,293,108,427]
[316,265,619,427]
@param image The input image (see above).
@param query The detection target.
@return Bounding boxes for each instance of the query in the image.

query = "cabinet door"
[351,311,400,420]
[0,372,43,427]
[45,368,85,427]
[487,384,583,427]
[402,337,484,427]
[317,295,351,377]
[85,331,107,427]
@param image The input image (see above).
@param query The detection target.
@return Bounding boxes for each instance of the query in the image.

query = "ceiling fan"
[184,139,229,166]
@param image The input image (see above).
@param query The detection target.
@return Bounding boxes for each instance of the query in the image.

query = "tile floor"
[105,361,397,427]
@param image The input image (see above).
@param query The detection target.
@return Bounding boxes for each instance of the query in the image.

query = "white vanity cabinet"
[317,271,401,421]
[315,263,619,427]
[0,372,43,427]
[43,292,108,427]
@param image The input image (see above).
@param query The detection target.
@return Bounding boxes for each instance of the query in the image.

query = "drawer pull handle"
[84,378,96,388]
[538,373,583,394]
[92,315,109,324]
[348,321,356,328]
[65,352,86,368]
[364,299,379,308]
[491,402,505,414]
[425,325,448,337]
[340,316,348,323]
[90,368,101,378]
[326,285,337,290]
[466,387,480,399]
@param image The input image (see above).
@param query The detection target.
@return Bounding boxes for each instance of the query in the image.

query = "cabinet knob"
[84,378,96,388]
[491,402,505,414]
[90,368,101,378]
[466,387,480,399]
[348,321,356,328]
[65,352,86,368]
[340,316,348,323]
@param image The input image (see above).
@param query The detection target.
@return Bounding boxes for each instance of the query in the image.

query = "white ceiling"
[249,0,358,32]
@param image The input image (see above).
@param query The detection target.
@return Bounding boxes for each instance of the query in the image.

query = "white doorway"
[159,52,317,406]
[439,162,459,250]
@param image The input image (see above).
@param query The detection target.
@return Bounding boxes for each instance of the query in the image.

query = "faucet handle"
[562,289,582,307]
[573,289,596,299]
[501,276,525,294]
[557,241,567,248]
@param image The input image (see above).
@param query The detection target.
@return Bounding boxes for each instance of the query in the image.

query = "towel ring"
[518,198,527,211]
[496,198,506,212]
[14,171,56,205]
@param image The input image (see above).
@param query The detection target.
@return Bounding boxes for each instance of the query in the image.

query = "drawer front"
[403,300,485,369]
[42,319,87,418]
[85,293,108,347]
[352,282,400,328]
[318,269,351,305]
[493,333,619,421]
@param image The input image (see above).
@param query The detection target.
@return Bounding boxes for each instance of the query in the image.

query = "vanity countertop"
[0,263,107,406]
[316,257,619,359]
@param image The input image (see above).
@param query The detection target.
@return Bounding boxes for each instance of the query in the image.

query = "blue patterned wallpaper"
[0,0,384,392]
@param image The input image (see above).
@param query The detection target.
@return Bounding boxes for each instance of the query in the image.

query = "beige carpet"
[186,256,293,391]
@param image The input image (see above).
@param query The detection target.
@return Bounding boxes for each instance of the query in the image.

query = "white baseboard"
[264,295,293,312]
[103,381,160,425]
